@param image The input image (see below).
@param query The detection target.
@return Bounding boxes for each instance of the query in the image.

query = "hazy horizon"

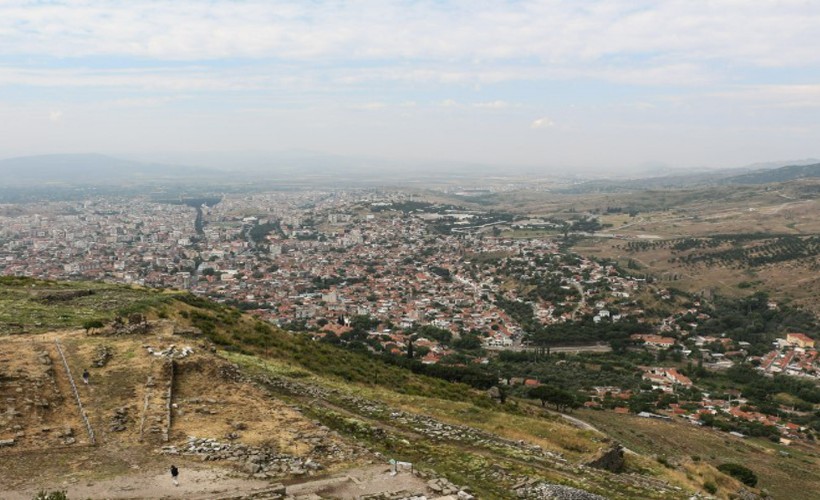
[2,1,819,172]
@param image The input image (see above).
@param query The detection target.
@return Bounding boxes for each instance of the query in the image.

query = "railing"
[164,360,175,442]
[54,339,95,445]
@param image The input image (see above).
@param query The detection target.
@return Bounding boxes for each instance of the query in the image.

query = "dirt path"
[0,460,434,500]
[0,464,274,500]
[571,281,585,320]
[554,412,637,455]
[556,412,601,433]
[286,465,429,499]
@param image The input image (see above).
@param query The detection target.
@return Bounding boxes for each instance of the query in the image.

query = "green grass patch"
[0,278,177,334]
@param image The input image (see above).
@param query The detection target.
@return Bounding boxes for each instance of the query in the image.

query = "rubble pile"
[144,344,194,359]
[57,426,76,445]
[93,345,113,367]
[108,320,151,336]
[360,493,426,500]
[514,481,607,499]
[109,406,129,432]
[425,477,474,498]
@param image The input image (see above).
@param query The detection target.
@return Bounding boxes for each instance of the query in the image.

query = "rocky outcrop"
[486,386,501,400]
[735,489,763,500]
[515,482,608,499]
[585,443,625,473]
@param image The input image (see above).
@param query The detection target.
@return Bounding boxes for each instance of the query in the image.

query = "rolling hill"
[720,163,820,185]
[0,278,811,499]
[558,160,820,194]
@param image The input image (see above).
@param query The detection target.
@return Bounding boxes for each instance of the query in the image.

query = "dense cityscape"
[2,190,817,445]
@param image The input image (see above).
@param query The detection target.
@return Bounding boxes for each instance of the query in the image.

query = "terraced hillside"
[0,278,807,499]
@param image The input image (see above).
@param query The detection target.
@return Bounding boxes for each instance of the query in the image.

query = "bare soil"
[0,327,377,499]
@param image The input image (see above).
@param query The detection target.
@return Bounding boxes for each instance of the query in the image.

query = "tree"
[528,385,579,412]
[552,390,580,412]
[530,385,555,407]
[454,335,482,350]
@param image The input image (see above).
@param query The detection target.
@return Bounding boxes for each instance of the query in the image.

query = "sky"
[1,0,819,172]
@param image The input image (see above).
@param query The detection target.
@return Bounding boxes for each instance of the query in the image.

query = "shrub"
[717,463,758,487]
[703,481,717,494]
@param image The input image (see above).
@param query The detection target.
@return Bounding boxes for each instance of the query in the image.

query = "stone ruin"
[144,344,194,359]
[109,407,130,432]
[162,437,325,480]
[105,314,152,336]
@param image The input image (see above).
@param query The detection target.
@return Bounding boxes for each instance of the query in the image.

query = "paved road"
[486,342,612,354]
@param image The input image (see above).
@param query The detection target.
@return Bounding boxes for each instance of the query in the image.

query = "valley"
[2,169,820,499]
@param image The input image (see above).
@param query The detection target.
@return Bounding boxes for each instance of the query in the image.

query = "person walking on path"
[171,465,179,487]
[82,369,90,385]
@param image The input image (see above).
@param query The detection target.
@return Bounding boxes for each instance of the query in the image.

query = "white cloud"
[1,1,818,77]
[710,85,820,108]
[0,66,299,92]
[49,110,63,122]
[530,117,555,129]
[110,96,181,107]
[473,100,510,109]
[351,102,386,110]
[1,1,819,167]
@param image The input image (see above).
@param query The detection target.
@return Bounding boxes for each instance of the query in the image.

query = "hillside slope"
[721,163,820,185]
[0,278,806,499]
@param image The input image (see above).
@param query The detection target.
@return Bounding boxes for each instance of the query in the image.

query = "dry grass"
[578,409,820,500]
[172,354,338,456]
[227,352,603,459]
[0,336,88,449]
[0,326,367,491]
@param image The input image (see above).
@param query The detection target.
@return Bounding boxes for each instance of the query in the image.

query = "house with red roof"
[787,333,815,349]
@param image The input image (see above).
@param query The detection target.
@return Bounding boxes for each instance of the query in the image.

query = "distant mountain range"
[0,153,219,186]
[0,152,511,187]
[2,153,819,190]
[562,159,820,193]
